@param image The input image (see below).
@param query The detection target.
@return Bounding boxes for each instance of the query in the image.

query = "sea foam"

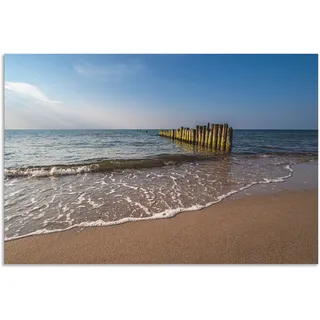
[4,164,295,241]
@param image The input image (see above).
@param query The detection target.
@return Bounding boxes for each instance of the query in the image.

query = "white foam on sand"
[4,164,297,242]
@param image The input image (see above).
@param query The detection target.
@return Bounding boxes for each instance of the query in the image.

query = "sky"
[4,54,318,129]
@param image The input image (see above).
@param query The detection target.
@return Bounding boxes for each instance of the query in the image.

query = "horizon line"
[4,128,318,131]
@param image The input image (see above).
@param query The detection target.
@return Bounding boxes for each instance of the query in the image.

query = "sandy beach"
[4,189,318,264]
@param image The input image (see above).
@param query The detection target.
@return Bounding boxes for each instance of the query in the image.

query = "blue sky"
[4,54,318,129]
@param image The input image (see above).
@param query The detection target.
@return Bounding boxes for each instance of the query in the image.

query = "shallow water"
[4,129,318,240]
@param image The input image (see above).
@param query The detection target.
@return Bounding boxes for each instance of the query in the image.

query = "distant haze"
[4,54,318,130]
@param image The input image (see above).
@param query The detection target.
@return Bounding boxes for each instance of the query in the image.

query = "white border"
[0,1,319,320]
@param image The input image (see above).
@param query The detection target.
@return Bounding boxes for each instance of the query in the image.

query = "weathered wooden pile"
[159,123,233,152]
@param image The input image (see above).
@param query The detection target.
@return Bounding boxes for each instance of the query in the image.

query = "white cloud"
[4,81,161,129]
[5,82,62,104]
[74,62,145,80]
[4,81,192,129]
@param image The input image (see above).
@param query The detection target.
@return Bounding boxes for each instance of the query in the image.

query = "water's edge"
[6,162,313,242]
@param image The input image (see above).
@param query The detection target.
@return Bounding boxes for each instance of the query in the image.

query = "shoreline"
[4,188,318,264]
[4,161,317,243]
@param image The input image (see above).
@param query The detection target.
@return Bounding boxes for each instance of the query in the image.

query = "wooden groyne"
[159,123,233,152]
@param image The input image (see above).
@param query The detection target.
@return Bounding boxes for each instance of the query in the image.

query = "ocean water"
[4,129,318,240]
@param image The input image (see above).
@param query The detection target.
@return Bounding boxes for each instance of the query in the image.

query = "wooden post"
[205,123,210,146]
[226,127,233,152]
[220,124,228,151]
[195,125,199,145]
[201,126,205,146]
[160,123,232,153]
[217,125,222,150]
[208,123,214,148]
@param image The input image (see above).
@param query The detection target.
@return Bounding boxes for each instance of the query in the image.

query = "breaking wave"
[4,154,214,179]
[4,152,316,179]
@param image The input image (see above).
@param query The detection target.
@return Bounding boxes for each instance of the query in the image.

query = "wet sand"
[4,189,318,264]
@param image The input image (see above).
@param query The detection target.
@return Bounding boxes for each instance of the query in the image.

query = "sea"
[4,129,318,241]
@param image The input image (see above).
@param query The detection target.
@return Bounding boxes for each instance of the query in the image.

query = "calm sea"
[4,129,318,240]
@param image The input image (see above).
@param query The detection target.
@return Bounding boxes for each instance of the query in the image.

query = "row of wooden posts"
[159,123,233,152]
